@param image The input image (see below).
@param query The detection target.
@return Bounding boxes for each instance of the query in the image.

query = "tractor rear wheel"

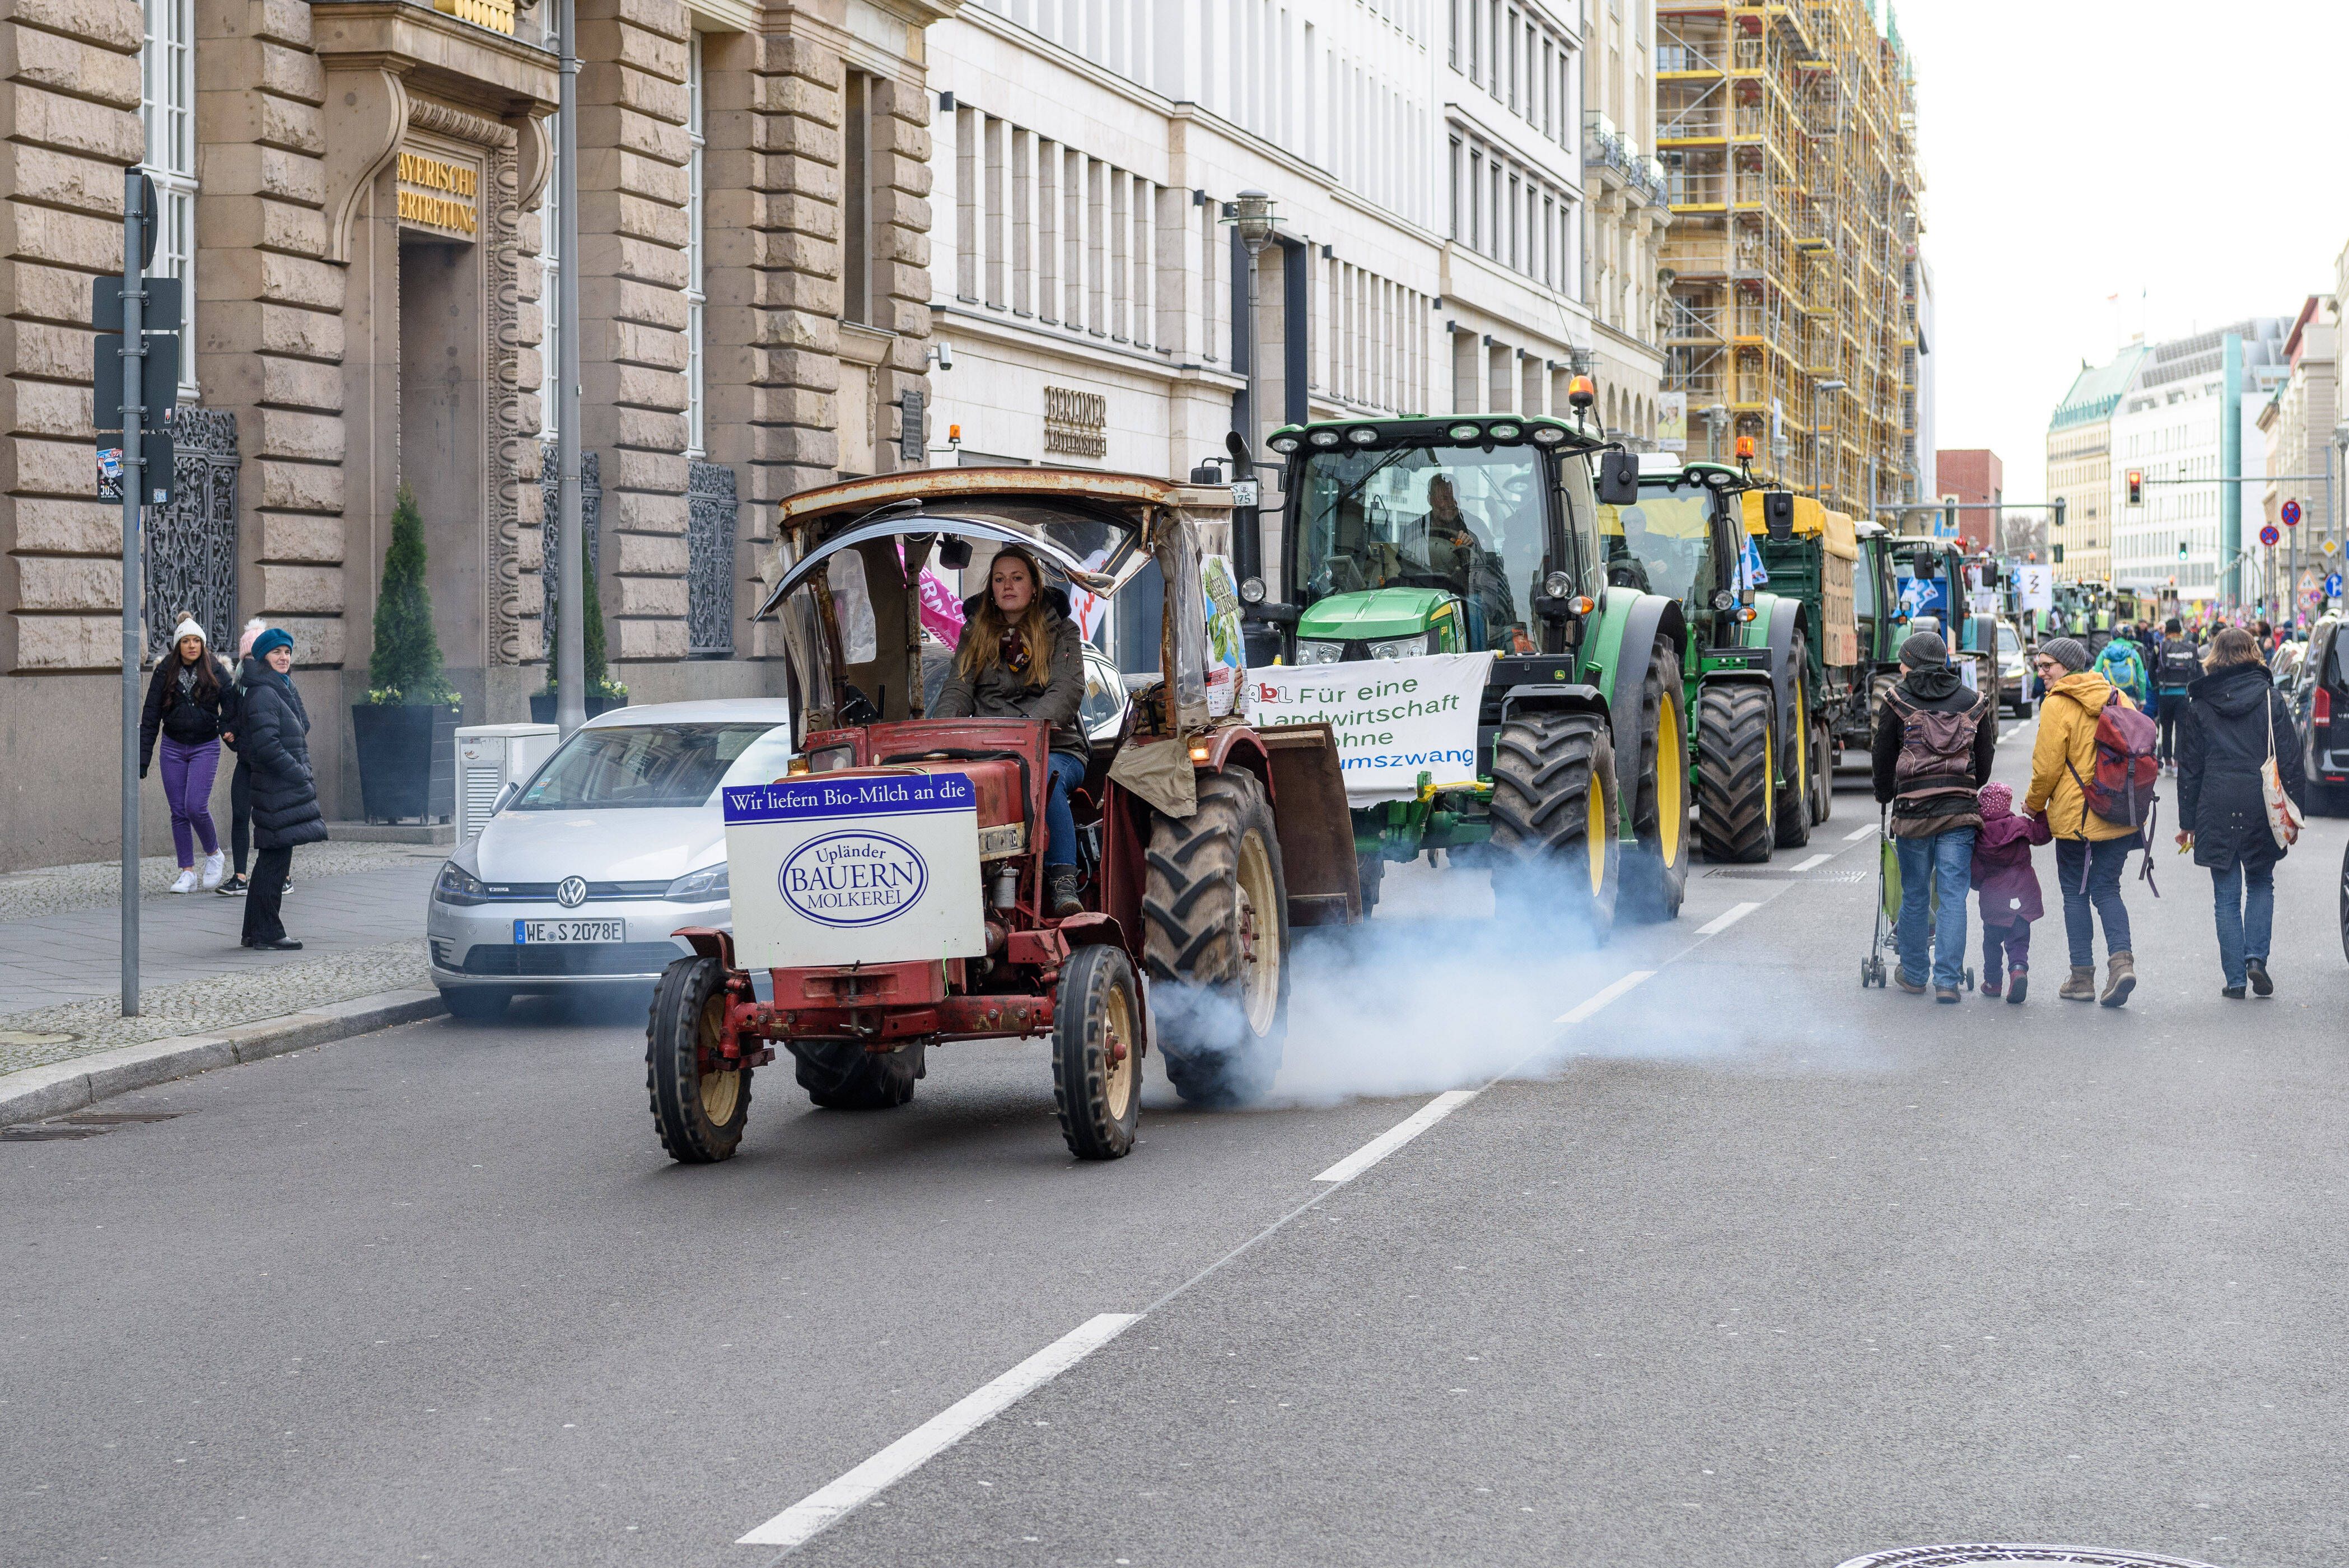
[1810,716,1834,824]
[1696,683,1774,863]
[1144,771,1290,1107]
[1052,943,1141,1160]
[1356,850,1385,918]
[1622,642,1690,923]
[1489,710,1619,944]
[789,1039,923,1110]
[645,954,752,1164]
[1774,636,1814,849]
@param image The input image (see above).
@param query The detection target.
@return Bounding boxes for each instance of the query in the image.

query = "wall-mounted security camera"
[927,342,953,372]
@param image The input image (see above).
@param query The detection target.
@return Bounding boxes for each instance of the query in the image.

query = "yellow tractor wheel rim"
[1586,774,1608,898]
[1657,692,1684,866]
[1103,978,1136,1122]
[695,991,740,1126]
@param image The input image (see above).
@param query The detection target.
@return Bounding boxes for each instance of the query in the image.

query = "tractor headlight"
[1544,571,1573,600]
[1268,433,1301,454]
[434,862,491,906]
[1239,576,1268,604]
[1309,429,1343,448]
[1347,427,1380,446]
[1531,424,1568,445]
[1487,422,1523,441]
[1447,422,1482,442]
[1366,634,1436,660]
[665,862,731,903]
[1295,639,1347,665]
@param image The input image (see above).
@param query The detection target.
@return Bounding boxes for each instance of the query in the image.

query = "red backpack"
[2066,689,2158,832]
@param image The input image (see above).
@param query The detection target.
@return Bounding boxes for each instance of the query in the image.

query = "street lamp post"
[1229,191,1277,464]
[553,0,585,736]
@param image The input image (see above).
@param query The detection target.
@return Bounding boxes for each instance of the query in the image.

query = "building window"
[140,0,196,394]
[843,71,874,325]
[684,32,706,455]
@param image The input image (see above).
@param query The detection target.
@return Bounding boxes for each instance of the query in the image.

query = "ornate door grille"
[144,408,239,660]
[687,458,736,657]
[538,444,600,655]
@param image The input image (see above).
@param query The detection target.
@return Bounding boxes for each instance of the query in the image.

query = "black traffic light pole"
[116,171,150,1015]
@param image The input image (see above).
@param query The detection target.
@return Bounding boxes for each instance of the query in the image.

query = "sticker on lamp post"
[722,773,985,969]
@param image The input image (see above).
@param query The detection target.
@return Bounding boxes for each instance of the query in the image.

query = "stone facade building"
[0,0,954,870]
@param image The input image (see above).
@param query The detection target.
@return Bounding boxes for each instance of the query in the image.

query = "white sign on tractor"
[2014,564,2054,612]
[722,773,987,969]
[1244,652,1494,803]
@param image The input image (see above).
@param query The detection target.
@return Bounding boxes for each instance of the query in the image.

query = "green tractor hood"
[1296,586,1455,642]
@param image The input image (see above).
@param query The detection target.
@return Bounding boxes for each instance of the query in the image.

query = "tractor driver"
[1404,473,1526,651]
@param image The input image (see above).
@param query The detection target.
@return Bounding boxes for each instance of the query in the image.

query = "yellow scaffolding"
[1658,0,1923,518]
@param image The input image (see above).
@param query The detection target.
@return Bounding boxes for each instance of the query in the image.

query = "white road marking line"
[1789,852,1833,871]
[1695,902,1760,936]
[1311,1090,1478,1184]
[1844,822,1880,841]
[736,1313,1141,1550]
[1554,969,1656,1025]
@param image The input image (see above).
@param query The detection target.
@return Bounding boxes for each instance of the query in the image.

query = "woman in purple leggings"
[139,615,236,892]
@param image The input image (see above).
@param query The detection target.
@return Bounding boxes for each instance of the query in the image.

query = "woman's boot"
[2059,966,2097,1001]
[2100,951,2136,1008]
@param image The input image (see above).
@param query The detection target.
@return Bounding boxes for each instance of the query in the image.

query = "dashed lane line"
[1311,1090,1479,1184]
[1844,822,1880,841]
[1788,852,1833,871]
[737,1313,1142,1550]
[1553,969,1657,1025]
[1696,901,1761,936]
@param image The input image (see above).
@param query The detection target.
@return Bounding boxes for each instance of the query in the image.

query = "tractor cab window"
[1598,482,1720,606]
[1293,442,1548,652]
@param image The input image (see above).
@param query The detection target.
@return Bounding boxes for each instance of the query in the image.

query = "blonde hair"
[2205,627,2263,672]
[955,546,1056,684]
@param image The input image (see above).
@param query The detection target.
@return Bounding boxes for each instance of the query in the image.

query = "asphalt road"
[8,724,2347,1568]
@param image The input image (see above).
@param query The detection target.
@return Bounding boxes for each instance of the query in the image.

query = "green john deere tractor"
[1595,456,1797,867]
[1250,413,1691,936]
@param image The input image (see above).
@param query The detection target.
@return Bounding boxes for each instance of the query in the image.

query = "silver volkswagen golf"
[426,699,796,1019]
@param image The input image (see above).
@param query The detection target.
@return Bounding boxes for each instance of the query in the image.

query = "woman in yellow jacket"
[2021,636,2140,1006]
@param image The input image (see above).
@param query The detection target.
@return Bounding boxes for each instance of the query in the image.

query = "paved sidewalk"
[0,844,449,1079]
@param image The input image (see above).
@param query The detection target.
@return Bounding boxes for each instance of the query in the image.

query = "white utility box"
[455,723,561,843]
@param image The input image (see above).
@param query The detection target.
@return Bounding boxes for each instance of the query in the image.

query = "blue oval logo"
[779,830,929,927]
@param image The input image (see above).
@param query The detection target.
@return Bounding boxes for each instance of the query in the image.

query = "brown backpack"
[1888,689,1984,807]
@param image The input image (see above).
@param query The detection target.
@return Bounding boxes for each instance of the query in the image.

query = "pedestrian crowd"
[134,612,326,952]
[1874,618,2309,1005]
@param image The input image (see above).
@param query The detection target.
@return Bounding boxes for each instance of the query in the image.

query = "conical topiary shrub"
[367,483,457,706]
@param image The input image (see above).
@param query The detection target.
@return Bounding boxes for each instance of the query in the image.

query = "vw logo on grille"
[555,876,589,908]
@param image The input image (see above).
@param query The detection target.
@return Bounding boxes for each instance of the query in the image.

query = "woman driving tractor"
[932,545,1091,916]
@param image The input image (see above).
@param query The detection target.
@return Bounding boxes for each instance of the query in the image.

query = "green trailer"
[1251,412,1691,935]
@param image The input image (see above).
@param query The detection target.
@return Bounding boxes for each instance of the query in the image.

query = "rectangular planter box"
[351,702,463,823]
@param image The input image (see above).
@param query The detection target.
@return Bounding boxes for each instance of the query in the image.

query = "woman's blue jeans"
[2210,860,2275,988]
[1044,752,1086,868]
[2055,837,2135,969]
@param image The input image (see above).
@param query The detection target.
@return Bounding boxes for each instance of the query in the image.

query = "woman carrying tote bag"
[2175,627,2306,998]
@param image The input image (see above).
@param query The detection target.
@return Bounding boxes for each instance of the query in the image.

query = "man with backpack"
[2152,617,2201,772]
[2024,635,2158,1007]
[1872,631,1998,1002]
[2094,634,2151,713]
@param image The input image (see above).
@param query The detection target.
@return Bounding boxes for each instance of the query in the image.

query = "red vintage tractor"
[645,469,1359,1164]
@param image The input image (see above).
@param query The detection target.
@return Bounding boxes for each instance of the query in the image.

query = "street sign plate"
[90,276,182,334]
[2328,573,2344,597]
[2259,524,2281,547]
[2282,498,2302,526]
[91,333,180,425]
[2325,539,2339,558]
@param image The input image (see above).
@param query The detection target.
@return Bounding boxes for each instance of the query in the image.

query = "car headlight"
[1366,633,1435,660]
[435,862,491,906]
[1295,639,1346,665]
[665,863,730,902]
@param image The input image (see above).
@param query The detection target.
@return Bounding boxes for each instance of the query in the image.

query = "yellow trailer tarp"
[1820,508,1859,562]
[1740,491,1828,540]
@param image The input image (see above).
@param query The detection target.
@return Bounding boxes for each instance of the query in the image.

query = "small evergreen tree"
[368,484,457,705]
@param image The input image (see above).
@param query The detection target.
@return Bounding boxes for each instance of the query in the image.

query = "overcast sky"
[1896,1,2338,497]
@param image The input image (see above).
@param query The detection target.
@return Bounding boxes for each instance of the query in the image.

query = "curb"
[0,988,446,1129]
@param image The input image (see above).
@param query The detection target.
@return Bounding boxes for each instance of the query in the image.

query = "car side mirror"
[1763,492,1795,542]
[492,781,518,815]
[1596,451,1640,506]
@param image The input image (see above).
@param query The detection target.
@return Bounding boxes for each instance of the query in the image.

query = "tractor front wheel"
[1144,771,1291,1107]
[1696,683,1774,864]
[1489,710,1619,944]
[645,954,752,1164]
[1052,943,1142,1160]
[1622,642,1690,923]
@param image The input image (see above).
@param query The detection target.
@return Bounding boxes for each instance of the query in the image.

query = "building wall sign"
[1043,386,1108,458]
[398,150,480,237]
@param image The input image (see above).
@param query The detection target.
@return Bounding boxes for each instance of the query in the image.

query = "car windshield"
[515,722,795,810]
[1997,623,2020,654]
[1599,482,1719,605]
[1292,444,1548,652]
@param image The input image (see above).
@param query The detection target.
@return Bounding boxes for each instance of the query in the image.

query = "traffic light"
[2053,543,2065,564]
[2177,538,2189,561]
[2127,469,2143,506]
[2053,497,2067,529]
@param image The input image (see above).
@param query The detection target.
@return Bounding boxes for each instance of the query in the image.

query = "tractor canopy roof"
[1265,413,1608,458]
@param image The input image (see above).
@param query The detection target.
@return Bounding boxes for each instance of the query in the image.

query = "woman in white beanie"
[138,613,237,892]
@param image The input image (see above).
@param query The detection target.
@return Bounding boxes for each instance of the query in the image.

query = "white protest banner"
[2015,564,2053,612]
[722,773,986,970]
[1245,652,1493,802]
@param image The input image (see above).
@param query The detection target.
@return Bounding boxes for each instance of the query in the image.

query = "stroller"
[1862,809,1976,990]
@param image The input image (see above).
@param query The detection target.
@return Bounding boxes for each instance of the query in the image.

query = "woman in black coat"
[2175,627,2306,998]
[235,628,328,950]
